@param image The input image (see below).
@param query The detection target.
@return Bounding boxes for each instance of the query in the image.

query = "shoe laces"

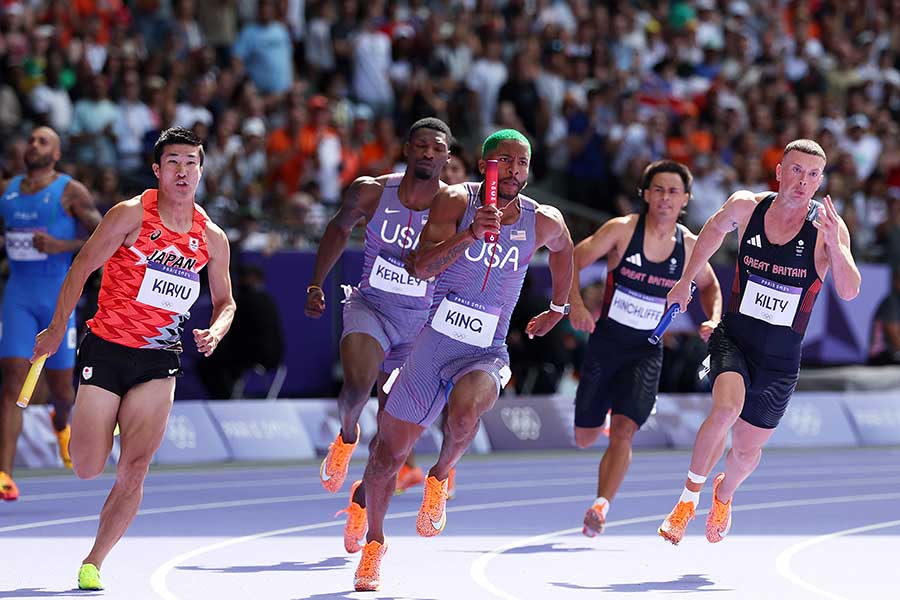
[358,544,382,577]
[710,493,731,522]
[336,501,366,531]
[422,477,448,513]
[669,502,695,529]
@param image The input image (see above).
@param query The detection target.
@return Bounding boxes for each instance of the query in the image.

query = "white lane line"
[149,493,593,600]
[775,518,900,600]
[470,491,900,600]
[18,461,900,503]
[8,471,900,534]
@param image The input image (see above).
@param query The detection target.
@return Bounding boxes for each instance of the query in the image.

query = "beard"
[25,152,54,170]
[413,164,433,180]
[498,178,525,201]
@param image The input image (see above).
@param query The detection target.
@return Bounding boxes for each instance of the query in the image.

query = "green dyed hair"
[481,129,531,158]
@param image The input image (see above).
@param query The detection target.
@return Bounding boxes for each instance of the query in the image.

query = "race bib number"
[5,229,47,262]
[369,254,428,297]
[431,294,500,347]
[136,261,200,314]
[739,274,802,327]
[608,285,666,330]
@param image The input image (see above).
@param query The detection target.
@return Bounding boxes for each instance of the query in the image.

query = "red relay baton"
[484,159,499,243]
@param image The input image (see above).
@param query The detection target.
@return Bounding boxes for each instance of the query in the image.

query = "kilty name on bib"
[5,229,47,261]
[137,261,201,314]
[608,285,666,330]
[431,294,500,347]
[369,253,427,297]
[739,274,802,327]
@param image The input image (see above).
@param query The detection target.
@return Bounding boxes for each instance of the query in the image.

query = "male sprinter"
[570,160,721,537]
[0,126,100,499]
[353,129,574,591]
[305,118,451,551]
[658,139,860,545]
[32,127,235,589]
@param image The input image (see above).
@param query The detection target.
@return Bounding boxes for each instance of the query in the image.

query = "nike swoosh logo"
[385,208,401,214]
[320,459,332,481]
[431,509,446,532]
[168,368,179,375]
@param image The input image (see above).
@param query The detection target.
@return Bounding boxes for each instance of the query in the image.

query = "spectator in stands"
[869,269,900,365]
[351,7,394,117]
[231,0,293,97]
[68,74,118,167]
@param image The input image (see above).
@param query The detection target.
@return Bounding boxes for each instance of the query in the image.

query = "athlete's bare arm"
[525,204,574,339]
[305,176,385,318]
[33,179,102,254]
[668,190,759,311]
[193,221,236,357]
[569,216,633,333]
[32,199,144,359]
[684,231,723,342]
[813,194,861,300]
[411,184,499,280]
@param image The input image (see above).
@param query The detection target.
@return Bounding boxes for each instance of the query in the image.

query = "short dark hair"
[783,138,826,162]
[640,159,693,194]
[408,117,451,142]
[153,127,205,166]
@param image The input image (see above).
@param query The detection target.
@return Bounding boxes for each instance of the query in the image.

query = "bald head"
[25,127,61,171]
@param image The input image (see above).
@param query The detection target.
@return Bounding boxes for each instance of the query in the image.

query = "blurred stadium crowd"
[3,0,900,390]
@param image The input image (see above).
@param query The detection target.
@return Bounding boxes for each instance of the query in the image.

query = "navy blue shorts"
[574,335,662,429]
[707,320,800,429]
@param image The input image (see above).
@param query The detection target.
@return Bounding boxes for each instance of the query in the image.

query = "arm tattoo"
[421,238,469,276]
[729,220,739,231]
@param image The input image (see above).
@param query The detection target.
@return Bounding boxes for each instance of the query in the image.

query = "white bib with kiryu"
[137,261,201,314]
[608,285,667,330]
[431,294,500,348]
[368,253,427,297]
[739,274,802,327]
[5,229,47,261]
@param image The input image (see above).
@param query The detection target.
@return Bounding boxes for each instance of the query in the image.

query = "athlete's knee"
[574,428,601,449]
[340,374,376,404]
[707,399,742,429]
[116,455,152,491]
[72,455,105,480]
[730,443,762,469]
[608,424,637,448]
[368,436,407,476]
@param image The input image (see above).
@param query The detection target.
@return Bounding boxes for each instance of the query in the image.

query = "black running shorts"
[574,336,663,429]
[707,320,800,429]
[76,330,182,397]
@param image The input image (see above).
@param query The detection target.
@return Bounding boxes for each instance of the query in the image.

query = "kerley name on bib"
[431,294,500,347]
[369,254,427,297]
[136,261,201,313]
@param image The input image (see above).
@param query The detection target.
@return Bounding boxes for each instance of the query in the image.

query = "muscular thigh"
[70,384,121,465]
[118,377,176,461]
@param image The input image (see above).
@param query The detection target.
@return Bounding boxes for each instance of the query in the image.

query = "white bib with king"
[431,294,500,347]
